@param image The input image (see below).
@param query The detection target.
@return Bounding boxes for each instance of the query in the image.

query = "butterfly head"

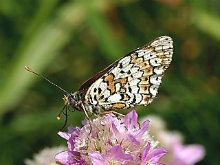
[63,92,81,111]
[63,95,69,106]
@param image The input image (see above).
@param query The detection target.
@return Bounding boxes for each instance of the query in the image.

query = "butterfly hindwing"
[84,36,173,111]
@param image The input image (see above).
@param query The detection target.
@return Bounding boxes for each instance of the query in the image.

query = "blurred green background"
[0,0,220,164]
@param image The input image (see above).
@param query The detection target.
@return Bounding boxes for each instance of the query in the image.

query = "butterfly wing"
[78,60,119,91]
[84,36,173,111]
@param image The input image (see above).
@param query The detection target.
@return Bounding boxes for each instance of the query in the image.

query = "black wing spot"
[119,63,123,69]
[128,87,132,93]
[132,96,136,104]
[94,95,97,101]
[120,94,125,101]
[94,88,97,93]
[89,95,93,102]
[100,95,104,100]
[98,87,102,94]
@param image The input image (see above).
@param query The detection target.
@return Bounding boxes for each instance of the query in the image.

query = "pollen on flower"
[55,110,167,165]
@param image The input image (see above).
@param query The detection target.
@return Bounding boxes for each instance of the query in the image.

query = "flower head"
[145,115,205,165]
[55,110,167,165]
[25,146,66,165]
[89,145,133,165]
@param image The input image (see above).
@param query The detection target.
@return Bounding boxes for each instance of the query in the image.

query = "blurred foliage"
[0,0,220,164]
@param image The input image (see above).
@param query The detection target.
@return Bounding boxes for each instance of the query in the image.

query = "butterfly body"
[64,36,173,117]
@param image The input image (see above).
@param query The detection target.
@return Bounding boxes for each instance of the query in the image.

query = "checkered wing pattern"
[85,36,173,110]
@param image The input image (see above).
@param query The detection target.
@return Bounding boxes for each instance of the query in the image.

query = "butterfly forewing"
[78,61,119,91]
[84,36,173,111]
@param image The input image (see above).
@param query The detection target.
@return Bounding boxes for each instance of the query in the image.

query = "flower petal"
[58,132,70,140]
[124,110,138,130]
[89,152,105,165]
[107,145,133,164]
[68,126,80,138]
[146,148,167,163]
[127,134,140,145]
[141,143,150,162]
[136,120,150,138]
[67,139,75,151]
[55,151,72,164]
[55,150,84,165]
[111,123,121,139]
[173,144,205,165]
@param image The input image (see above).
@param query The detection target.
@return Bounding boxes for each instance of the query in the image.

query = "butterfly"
[61,36,173,118]
[25,36,173,124]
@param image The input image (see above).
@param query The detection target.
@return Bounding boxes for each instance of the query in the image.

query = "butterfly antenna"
[25,66,69,94]
[57,106,68,130]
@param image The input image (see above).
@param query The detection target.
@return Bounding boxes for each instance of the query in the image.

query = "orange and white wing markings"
[85,36,173,111]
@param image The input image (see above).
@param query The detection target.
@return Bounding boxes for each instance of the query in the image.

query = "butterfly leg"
[101,111,125,117]
[80,102,93,135]
[80,102,90,119]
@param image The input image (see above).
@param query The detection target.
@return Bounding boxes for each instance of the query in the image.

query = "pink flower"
[140,143,167,165]
[170,142,205,165]
[89,145,133,165]
[55,150,85,165]
[145,115,205,165]
[55,110,167,165]
[111,110,150,146]
[55,127,85,165]
[25,146,66,165]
